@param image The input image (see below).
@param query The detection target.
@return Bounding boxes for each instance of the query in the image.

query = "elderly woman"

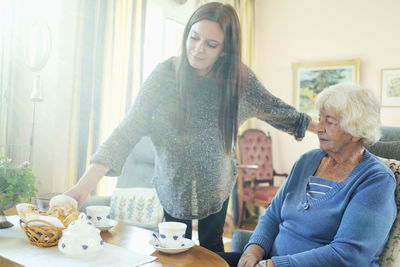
[220,82,397,267]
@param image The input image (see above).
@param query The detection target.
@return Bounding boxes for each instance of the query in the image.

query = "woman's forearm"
[65,163,111,207]
[76,163,110,191]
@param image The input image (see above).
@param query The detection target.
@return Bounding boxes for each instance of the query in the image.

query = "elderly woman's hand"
[238,244,265,267]
[258,260,275,267]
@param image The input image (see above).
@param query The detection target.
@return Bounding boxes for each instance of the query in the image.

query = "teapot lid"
[63,213,99,236]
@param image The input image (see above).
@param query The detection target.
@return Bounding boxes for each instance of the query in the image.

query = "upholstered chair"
[236,129,288,228]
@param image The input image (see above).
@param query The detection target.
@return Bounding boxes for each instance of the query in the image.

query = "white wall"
[252,0,400,173]
[5,0,399,194]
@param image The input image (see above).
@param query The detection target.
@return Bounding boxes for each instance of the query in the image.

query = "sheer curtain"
[228,0,255,227]
[237,0,254,69]
[236,0,256,133]
[0,1,18,157]
[66,0,146,194]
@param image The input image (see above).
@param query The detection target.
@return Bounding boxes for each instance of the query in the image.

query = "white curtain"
[66,0,145,194]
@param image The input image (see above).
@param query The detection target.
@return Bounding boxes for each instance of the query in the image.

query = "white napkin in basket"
[25,213,64,228]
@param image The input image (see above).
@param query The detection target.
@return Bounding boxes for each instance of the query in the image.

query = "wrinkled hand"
[259,260,275,267]
[238,244,265,267]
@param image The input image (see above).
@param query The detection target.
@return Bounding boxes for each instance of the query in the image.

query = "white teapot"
[58,213,104,256]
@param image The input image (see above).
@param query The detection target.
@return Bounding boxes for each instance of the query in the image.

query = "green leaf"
[0,157,38,209]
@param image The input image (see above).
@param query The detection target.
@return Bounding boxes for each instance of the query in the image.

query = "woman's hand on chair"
[307,120,318,134]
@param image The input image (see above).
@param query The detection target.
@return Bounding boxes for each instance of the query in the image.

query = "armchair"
[236,129,288,227]
[230,126,400,267]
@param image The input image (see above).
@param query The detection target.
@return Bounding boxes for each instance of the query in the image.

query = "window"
[142,1,185,82]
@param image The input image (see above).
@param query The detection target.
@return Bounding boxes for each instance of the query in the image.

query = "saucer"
[149,237,195,254]
[95,219,118,231]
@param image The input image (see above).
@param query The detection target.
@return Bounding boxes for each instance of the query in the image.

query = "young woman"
[66,2,316,252]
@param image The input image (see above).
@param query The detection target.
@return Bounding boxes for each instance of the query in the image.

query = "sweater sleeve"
[271,167,397,267]
[239,66,311,141]
[90,61,169,176]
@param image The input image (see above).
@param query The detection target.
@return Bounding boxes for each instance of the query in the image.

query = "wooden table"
[102,223,228,267]
[0,219,228,267]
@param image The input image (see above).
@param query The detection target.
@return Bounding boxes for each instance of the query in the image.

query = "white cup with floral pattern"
[86,205,111,227]
[158,222,187,248]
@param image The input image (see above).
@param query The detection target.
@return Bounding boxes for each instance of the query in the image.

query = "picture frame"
[380,68,400,107]
[292,58,360,116]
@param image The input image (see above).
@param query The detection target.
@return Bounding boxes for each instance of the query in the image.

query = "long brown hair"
[176,2,244,154]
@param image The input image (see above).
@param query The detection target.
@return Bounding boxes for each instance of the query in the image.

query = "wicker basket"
[20,219,65,247]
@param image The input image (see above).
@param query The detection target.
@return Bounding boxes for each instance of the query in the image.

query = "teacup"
[86,206,111,227]
[158,222,187,248]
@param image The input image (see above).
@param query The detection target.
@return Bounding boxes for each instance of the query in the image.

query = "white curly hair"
[315,82,381,145]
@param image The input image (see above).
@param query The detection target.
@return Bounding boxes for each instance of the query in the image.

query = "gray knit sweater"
[91,57,311,220]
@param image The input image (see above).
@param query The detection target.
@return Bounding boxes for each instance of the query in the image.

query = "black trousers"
[163,198,229,252]
[216,252,243,267]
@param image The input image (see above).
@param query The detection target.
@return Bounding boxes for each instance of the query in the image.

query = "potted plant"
[0,157,38,229]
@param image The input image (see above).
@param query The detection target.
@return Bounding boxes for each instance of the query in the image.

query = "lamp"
[26,21,51,163]
[30,75,44,102]
[29,75,44,163]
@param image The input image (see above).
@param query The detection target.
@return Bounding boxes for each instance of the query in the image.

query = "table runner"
[0,216,156,267]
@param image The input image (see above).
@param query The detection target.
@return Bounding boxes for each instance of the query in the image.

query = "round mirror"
[27,21,52,71]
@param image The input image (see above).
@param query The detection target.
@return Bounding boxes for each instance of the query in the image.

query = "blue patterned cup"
[158,222,187,248]
[86,205,111,227]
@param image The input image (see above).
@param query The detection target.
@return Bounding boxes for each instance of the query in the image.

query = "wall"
[252,0,400,173]
[4,0,399,194]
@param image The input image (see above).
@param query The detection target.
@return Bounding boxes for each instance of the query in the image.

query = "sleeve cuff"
[90,152,123,177]
[294,113,312,141]
[271,256,291,267]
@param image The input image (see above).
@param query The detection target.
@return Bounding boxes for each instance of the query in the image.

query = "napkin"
[0,216,156,267]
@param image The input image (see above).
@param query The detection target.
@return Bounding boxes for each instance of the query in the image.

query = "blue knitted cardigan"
[246,149,396,267]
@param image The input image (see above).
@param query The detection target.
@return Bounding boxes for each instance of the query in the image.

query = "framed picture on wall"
[292,58,360,117]
[380,68,400,107]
